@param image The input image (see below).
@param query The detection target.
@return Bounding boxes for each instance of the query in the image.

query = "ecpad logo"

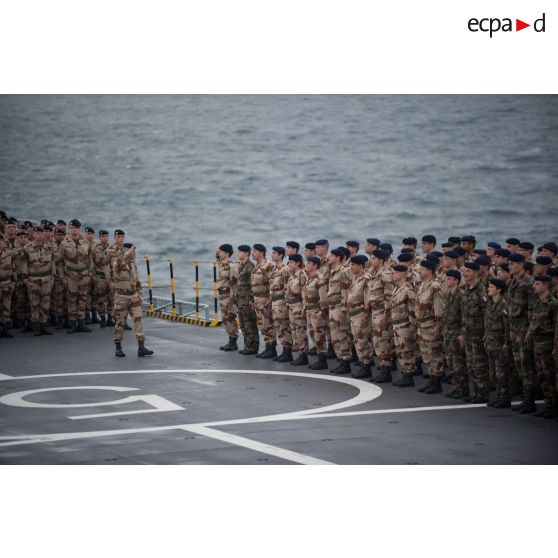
[468,13,546,37]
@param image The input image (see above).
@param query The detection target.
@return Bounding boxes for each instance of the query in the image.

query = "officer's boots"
[221,336,238,352]
[424,376,443,394]
[257,343,277,360]
[115,342,125,357]
[393,373,415,387]
[309,354,328,371]
[331,359,351,375]
[352,363,372,379]
[276,347,294,363]
[374,365,392,384]
[138,340,154,357]
[291,352,309,366]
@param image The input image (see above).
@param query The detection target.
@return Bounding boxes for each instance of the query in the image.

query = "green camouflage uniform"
[237,259,259,351]
[441,288,468,392]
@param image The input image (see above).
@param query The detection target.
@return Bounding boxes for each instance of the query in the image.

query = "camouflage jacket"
[112,255,141,296]
[389,282,416,328]
[318,257,331,283]
[303,272,328,312]
[251,260,274,299]
[285,269,307,305]
[22,242,55,279]
[108,244,125,280]
[347,272,368,316]
[58,236,93,278]
[365,265,394,313]
[415,278,444,324]
[327,264,351,307]
[0,246,15,282]
[441,288,463,334]
[217,259,238,299]
[507,274,534,326]
[92,243,112,280]
[484,297,510,348]
[461,281,487,336]
[527,295,557,339]
[269,262,290,302]
[237,259,255,306]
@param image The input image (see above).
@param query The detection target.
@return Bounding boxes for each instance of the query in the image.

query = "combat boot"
[352,363,372,379]
[63,316,71,329]
[309,354,328,371]
[452,388,469,400]
[85,310,92,324]
[21,319,33,333]
[350,346,358,363]
[12,318,22,328]
[56,316,65,330]
[373,365,392,384]
[518,388,537,414]
[257,343,276,359]
[124,319,132,331]
[241,347,259,356]
[106,314,115,327]
[91,311,101,324]
[424,376,442,394]
[308,347,318,356]
[2,322,14,338]
[115,341,125,357]
[291,352,309,366]
[49,315,57,327]
[469,396,489,404]
[393,373,414,387]
[493,399,512,409]
[67,320,79,334]
[220,336,238,351]
[276,347,293,363]
[76,319,92,333]
[325,344,337,360]
[418,377,434,393]
[100,314,107,328]
[33,322,42,336]
[40,323,52,336]
[331,359,351,375]
[138,340,154,357]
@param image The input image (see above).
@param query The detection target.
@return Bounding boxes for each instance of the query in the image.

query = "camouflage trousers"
[486,343,512,402]
[66,273,91,320]
[392,322,417,374]
[220,295,239,338]
[50,278,66,317]
[533,336,557,404]
[113,293,145,342]
[272,300,292,348]
[94,276,113,315]
[28,277,52,324]
[1,280,13,322]
[85,279,94,311]
[253,296,275,345]
[349,309,371,365]
[509,323,536,390]
[371,308,393,366]
[328,303,351,360]
[306,308,327,354]
[417,321,444,377]
[463,330,489,398]
[442,329,468,391]
[238,303,259,351]
[287,302,308,353]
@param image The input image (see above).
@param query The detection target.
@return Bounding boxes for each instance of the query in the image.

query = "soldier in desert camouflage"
[92,230,112,328]
[286,253,309,366]
[216,243,239,352]
[269,246,293,362]
[0,234,15,339]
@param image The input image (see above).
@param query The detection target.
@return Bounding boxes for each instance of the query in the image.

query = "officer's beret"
[431,251,443,259]
[464,261,480,271]
[306,256,321,267]
[23,220,33,227]
[487,242,501,250]
[548,267,558,277]
[99,229,109,236]
[237,244,251,253]
[420,260,436,272]
[448,236,461,244]
[85,226,95,233]
[346,240,360,249]
[339,246,350,258]
[542,242,558,255]
[509,253,525,263]
[40,219,48,225]
[519,241,534,250]
[393,265,408,272]
[272,246,285,256]
[401,247,414,254]
[47,220,55,227]
[446,269,461,281]
[498,263,510,273]
[286,241,300,250]
[476,256,491,267]
[330,248,344,258]
[426,254,440,264]
[402,237,417,245]
[253,243,266,254]
[461,235,476,243]
[505,238,520,246]
[536,256,552,266]
[524,261,534,273]
[219,243,233,255]
[57,219,67,225]
[7,217,18,224]
[367,238,381,246]
[422,235,436,244]
[454,247,466,256]
[123,242,134,249]
[397,253,414,263]
[372,249,389,261]
[305,242,316,250]
[32,225,44,232]
[473,249,487,256]
[114,229,125,236]
[288,253,303,263]
[495,248,511,258]
[379,243,393,254]
[489,278,507,292]
[350,255,368,266]
[534,275,551,283]
[69,219,81,228]
[445,251,459,260]
[441,242,454,248]
[315,239,329,246]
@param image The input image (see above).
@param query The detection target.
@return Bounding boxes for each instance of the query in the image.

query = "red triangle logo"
[516,19,530,31]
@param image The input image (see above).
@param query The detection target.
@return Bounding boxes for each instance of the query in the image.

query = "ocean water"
[1,95,557,302]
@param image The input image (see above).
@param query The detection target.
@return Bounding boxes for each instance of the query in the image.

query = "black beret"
[366,238,381,246]
[420,260,436,272]
[397,253,414,263]
[32,225,44,232]
[123,242,134,249]
[219,243,233,255]
[426,254,440,264]
[461,235,476,243]
[446,269,462,281]
[445,251,459,260]
[7,217,18,224]
[315,239,329,246]
[57,219,66,225]
[498,263,510,273]
[548,267,558,277]
[330,248,344,258]
[379,243,393,253]
[505,238,521,246]
[339,246,350,258]
[237,244,251,253]
[43,225,53,232]
[114,229,125,236]
[509,253,525,263]
[272,246,285,256]
[441,242,454,248]
[23,220,33,227]
[286,241,300,250]
[40,219,48,225]
[99,230,109,236]
[69,219,81,228]
[350,255,368,266]
[0,210,6,219]
[401,247,414,254]
[253,243,266,254]
[402,237,417,245]
[288,253,303,263]
[448,236,461,244]
[431,251,443,259]
[372,249,389,261]
[476,256,491,266]
[454,247,466,256]
[393,265,408,272]
[495,248,511,258]
[85,226,95,233]
[473,249,487,255]
[306,256,321,266]
[47,221,55,227]
[536,256,552,266]
[534,275,551,282]
[487,242,501,250]
[464,261,480,271]
[346,240,360,249]
[542,242,558,255]
[422,235,436,244]
[305,242,316,250]
[489,278,507,292]
[524,261,534,272]
[519,241,534,250]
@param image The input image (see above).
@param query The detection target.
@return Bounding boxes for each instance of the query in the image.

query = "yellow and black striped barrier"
[146,310,222,327]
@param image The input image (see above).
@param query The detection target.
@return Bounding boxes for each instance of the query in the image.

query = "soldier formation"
[0,212,153,358]
[216,235,558,419]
